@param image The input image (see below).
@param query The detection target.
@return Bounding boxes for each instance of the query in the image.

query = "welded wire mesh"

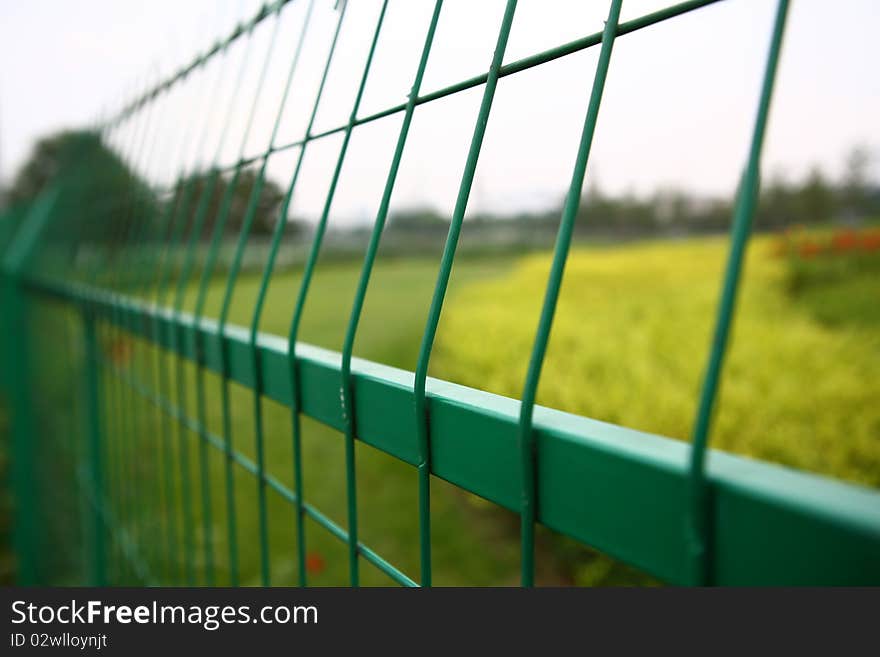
[2,0,879,588]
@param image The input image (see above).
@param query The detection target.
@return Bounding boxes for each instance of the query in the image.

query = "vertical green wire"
[119,85,178,583]
[90,108,126,580]
[143,62,217,585]
[129,60,211,582]
[116,72,166,581]
[149,55,230,580]
[44,114,106,585]
[687,0,789,586]
[147,69,213,586]
[339,0,444,588]
[211,0,295,587]
[82,302,106,582]
[100,91,138,583]
[214,0,319,587]
[191,2,277,327]
[186,9,268,586]
[192,6,287,588]
[47,115,106,583]
[247,2,348,587]
[411,0,518,587]
[102,109,133,584]
[151,73,213,583]
[118,121,156,580]
[107,80,157,582]
[516,0,622,588]
[158,34,242,583]
[286,0,387,588]
[82,113,117,580]
[150,29,233,586]
[100,82,154,582]
[83,310,106,584]
[192,10,281,586]
[123,67,178,580]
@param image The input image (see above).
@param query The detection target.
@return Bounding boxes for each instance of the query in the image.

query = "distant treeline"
[388,146,879,240]
[3,130,878,253]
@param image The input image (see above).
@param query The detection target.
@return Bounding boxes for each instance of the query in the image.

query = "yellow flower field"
[434,235,880,487]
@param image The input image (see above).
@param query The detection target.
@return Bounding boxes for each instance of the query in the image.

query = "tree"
[4,130,157,246]
[840,145,872,219]
[756,172,798,229]
[388,207,449,232]
[798,167,834,225]
[169,168,287,240]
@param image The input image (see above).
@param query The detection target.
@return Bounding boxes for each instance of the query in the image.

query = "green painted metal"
[243,0,727,163]
[21,277,880,585]
[82,310,107,585]
[247,0,335,587]
[285,0,386,587]
[517,0,622,587]
[688,0,789,586]
[4,0,879,588]
[119,71,169,586]
[340,0,444,588]
[181,37,244,587]
[185,12,265,586]
[213,0,302,587]
[2,190,60,586]
[412,0,518,588]
[214,10,284,589]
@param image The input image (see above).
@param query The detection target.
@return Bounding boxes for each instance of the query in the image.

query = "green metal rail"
[2,0,879,587]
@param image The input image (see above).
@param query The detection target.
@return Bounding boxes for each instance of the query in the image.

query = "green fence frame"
[2,0,879,587]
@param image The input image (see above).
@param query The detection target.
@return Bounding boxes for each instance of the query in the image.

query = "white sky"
[1,0,878,225]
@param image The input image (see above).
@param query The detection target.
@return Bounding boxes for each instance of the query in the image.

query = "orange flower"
[861,231,880,252]
[306,551,326,575]
[108,338,133,366]
[831,229,858,253]
[798,240,822,259]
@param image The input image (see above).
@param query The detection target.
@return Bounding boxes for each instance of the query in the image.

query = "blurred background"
[0,0,878,586]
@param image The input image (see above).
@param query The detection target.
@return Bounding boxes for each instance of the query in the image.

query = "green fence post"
[82,309,107,585]
[1,189,59,585]
[2,275,39,586]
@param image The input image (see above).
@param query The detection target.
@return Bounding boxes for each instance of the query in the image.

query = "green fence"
[2,0,879,587]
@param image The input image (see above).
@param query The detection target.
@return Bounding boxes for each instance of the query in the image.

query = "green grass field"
[90,231,880,586]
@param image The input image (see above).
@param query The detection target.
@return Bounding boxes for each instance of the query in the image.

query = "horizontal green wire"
[76,467,157,586]
[108,0,290,126]
[132,0,726,191]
